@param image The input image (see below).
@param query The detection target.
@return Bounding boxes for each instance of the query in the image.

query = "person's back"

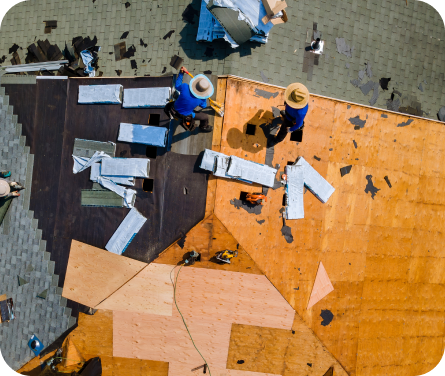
[174,82,206,116]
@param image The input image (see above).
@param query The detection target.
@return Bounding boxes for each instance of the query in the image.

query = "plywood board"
[210,77,445,375]
[62,240,147,308]
[154,214,263,275]
[307,262,334,309]
[95,263,174,315]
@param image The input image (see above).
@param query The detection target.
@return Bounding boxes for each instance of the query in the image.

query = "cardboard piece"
[60,336,85,370]
[261,0,288,24]
[307,262,334,309]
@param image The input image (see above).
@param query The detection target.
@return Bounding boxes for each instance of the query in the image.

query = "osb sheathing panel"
[153,214,263,274]
[62,240,146,307]
[211,77,445,375]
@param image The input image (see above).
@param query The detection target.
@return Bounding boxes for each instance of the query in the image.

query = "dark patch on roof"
[365,61,372,78]
[0,55,6,64]
[369,82,379,106]
[237,360,245,364]
[335,37,353,57]
[438,106,445,122]
[381,113,388,118]
[254,88,279,99]
[177,234,187,249]
[379,77,391,90]
[162,66,167,74]
[384,176,392,188]
[307,363,312,367]
[386,97,400,112]
[352,140,357,148]
[9,43,20,54]
[120,31,129,39]
[340,165,352,177]
[347,105,351,109]
[123,44,136,58]
[140,38,148,48]
[115,69,122,76]
[230,198,262,215]
[170,55,183,69]
[256,219,265,225]
[320,309,334,326]
[204,70,212,74]
[314,155,321,161]
[359,80,375,96]
[365,175,380,199]
[349,115,366,129]
[281,225,293,243]
[163,30,175,40]
[131,59,137,69]
[260,71,269,83]
[397,119,414,127]
[182,4,199,24]
[418,83,424,92]
[125,2,131,8]
[204,47,214,57]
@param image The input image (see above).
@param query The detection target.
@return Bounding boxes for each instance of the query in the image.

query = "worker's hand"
[180,66,186,73]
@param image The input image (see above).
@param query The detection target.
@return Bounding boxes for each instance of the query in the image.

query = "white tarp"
[227,156,277,187]
[122,87,171,108]
[200,149,226,171]
[96,177,136,208]
[101,158,150,178]
[284,165,304,220]
[105,207,147,255]
[295,157,335,203]
[72,151,109,174]
[118,123,168,147]
[78,84,123,104]
[90,162,135,186]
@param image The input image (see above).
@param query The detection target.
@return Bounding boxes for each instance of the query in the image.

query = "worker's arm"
[175,72,184,90]
[288,105,308,132]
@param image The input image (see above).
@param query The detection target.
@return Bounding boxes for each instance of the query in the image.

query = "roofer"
[0,178,25,198]
[269,83,309,146]
[164,66,214,132]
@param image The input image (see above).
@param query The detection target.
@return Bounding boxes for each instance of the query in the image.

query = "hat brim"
[284,83,310,109]
[190,74,214,99]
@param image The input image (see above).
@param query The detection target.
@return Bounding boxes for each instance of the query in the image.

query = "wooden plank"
[153,214,263,275]
[95,263,174,315]
[62,240,147,308]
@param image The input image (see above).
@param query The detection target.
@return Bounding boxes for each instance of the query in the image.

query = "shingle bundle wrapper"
[118,123,168,147]
[197,0,273,48]
[123,87,171,108]
[101,158,150,178]
[284,157,335,220]
[105,208,147,255]
[78,84,123,104]
[200,148,277,187]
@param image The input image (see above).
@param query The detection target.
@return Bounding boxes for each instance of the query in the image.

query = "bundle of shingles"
[197,0,288,48]
[60,36,101,77]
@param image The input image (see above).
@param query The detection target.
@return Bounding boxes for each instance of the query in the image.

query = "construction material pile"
[197,0,288,48]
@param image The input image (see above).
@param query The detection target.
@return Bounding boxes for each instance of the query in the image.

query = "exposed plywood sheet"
[62,240,146,308]
[154,214,263,275]
[95,263,174,315]
[307,262,334,309]
[211,77,445,375]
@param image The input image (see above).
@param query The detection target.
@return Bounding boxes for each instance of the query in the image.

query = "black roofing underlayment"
[2,76,208,319]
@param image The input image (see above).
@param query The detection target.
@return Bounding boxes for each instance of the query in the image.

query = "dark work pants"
[193,111,209,129]
[274,117,294,143]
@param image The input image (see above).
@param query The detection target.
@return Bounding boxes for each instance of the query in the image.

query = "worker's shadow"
[226,110,282,153]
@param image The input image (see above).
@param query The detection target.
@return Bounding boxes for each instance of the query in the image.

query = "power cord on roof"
[170,265,212,376]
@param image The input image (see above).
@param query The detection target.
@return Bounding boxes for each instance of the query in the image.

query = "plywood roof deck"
[209,76,445,375]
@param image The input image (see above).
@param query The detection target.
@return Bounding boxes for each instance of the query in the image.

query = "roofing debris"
[335,37,354,57]
[364,175,380,199]
[438,106,445,122]
[379,77,391,90]
[349,115,366,129]
[307,262,334,309]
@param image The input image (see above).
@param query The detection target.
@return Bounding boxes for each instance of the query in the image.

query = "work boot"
[11,183,25,191]
[0,171,11,178]
[200,124,213,133]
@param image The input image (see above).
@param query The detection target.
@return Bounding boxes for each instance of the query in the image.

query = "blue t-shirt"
[174,73,207,117]
[285,104,309,132]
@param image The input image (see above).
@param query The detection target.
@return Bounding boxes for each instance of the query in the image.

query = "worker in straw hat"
[0,178,24,199]
[165,66,214,132]
[269,83,309,146]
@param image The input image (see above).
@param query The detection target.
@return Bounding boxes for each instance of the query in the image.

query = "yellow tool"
[216,250,238,264]
[183,69,225,117]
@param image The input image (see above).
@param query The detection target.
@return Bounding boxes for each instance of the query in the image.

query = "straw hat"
[284,83,310,109]
[190,74,214,99]
[0,180,10,198]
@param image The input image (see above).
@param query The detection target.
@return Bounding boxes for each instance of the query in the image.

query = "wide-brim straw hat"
[284,83,310,109]
[190,74,214,99]
[0,180,10,198]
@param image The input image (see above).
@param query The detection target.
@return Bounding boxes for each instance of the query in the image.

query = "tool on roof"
[245,192,267,206]
[185,250,201,265]
[216,250,238,264]
[183,69,225,117]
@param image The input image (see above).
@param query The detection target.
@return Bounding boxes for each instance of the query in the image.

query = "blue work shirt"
[174,73,207,117]
[285,104,309,132]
